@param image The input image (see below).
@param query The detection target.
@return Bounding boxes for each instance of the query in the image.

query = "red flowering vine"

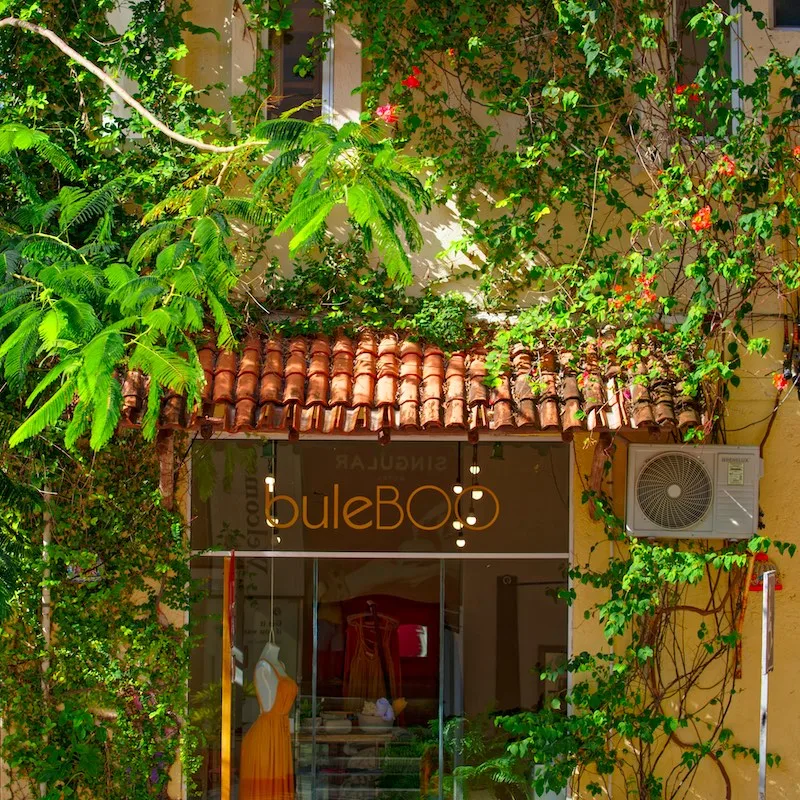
[773,373,790,391]
[402,66,422,88]
[691,206,712,232]
[718,155,736,177]
[676,82,701,102]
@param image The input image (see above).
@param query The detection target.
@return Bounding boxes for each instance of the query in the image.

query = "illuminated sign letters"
[265,483,499,531]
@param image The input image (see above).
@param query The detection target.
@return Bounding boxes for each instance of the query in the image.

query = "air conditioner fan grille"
[636,452,712,530]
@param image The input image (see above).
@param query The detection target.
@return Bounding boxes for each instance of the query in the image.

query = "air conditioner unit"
[626,445,762,539]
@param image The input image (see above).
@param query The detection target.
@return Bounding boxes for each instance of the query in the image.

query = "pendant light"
[469,443,481,475]
[264,440,279,528]
[452,441,464,494]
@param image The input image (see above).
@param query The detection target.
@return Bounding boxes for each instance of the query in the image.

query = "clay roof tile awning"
[119,332,704,440]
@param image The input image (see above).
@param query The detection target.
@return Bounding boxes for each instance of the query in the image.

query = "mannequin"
[254,640,287,713]
[239,635,297,800]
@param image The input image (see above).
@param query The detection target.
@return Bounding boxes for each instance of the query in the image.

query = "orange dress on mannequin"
[239,669,298,799]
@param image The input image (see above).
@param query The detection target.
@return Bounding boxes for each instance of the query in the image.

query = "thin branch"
[0,17,274,155]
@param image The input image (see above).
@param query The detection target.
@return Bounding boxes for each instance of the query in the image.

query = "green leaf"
[9,378,76,447]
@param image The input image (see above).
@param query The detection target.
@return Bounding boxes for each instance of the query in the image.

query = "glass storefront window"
[189,441,569,800]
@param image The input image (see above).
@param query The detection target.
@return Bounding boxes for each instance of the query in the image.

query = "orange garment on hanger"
[239,671,298,799]
[343,615,400,706]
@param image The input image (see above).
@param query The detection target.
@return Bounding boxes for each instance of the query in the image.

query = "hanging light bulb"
[265,475,276,490]
[453,442,463,494]
[274,534,281,544]
[452,519,464,531]
[472,487,484,500]
[469,443,480,475]
[465,504,477,527]
[456,535,466,548]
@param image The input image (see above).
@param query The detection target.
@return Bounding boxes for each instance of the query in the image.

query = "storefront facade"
[141,327,705,800]
[188,437,571,799]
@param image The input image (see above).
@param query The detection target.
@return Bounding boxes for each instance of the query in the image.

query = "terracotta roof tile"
[118,331,705,439]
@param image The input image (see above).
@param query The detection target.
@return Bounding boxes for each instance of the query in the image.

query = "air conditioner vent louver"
[636,452,713,530]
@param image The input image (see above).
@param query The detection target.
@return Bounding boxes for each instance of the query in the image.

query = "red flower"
[447,48,456,58]
[718,155,736,176]
[773,373,790,391]
[411,66,422,76]
[613,284,623,293]
[793,145,800,158]
[691,205,712,232]
[401,74,421,89]
[676,82,700,102]
[641,288,658,304]
[376,104,399,124]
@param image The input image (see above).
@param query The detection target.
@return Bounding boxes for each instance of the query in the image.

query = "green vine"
[0,414,200,798]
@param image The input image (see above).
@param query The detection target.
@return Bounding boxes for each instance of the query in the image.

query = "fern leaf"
[155,239,193,274]
[64,397,92,449]
[142,189,194,224]
[250,118,313,150]
[38,308,65,350]
[252,149,304,195]
[205,290,235,350]
[0,125,79,179]
[275,188,339,250]
[59,181,120,232]
[192,216,225,264]
[128,343,194,393]
[129,221,181,267]
[140,379,162,441]
[81,330,125,398]
[8,377,75,448]
[216,198,276,229]
[0,311,43,391]
[26,356,80,407]
[187,185,224,218]
[89,375,122,451]
[53,298,102,343]
[368,211,414,285]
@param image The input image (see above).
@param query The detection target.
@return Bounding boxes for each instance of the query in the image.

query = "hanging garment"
[239,671,298,800]
[343,615,401,707]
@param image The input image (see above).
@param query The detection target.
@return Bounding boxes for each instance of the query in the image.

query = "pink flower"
[718,155,736,176]
[401,74,421,89]
[376,104,399,124]
[691,206,712,233]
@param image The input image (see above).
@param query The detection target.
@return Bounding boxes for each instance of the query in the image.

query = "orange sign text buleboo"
[265,484,499,531]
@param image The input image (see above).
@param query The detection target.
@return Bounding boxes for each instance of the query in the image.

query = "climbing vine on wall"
[0,414,200,799]
[481,477,795,800]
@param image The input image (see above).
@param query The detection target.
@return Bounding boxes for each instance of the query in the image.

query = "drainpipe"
[40,487,53,798]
